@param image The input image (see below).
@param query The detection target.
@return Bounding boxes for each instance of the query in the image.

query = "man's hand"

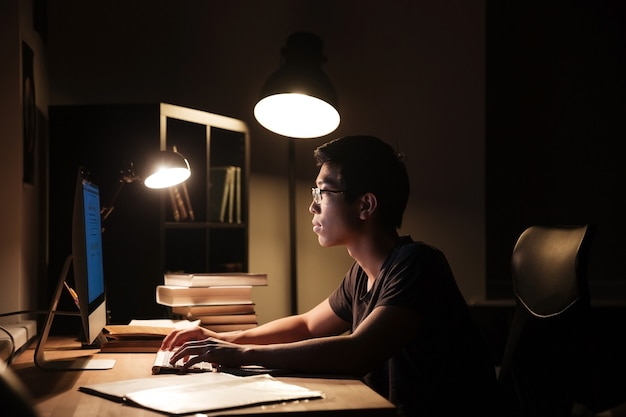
[168,337,244,369]
[160,326,218,351]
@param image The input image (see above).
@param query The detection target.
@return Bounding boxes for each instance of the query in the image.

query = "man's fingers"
[169,340,215,365]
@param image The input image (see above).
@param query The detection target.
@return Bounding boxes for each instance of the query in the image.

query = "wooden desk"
[11,338,396,416]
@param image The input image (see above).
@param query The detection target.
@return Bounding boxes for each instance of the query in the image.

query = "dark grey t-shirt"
[329,236,497,417]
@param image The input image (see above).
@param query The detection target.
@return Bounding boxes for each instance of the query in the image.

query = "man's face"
[309,164,361,247]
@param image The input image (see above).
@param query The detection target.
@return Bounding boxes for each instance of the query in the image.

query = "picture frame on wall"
[22,41,36,185]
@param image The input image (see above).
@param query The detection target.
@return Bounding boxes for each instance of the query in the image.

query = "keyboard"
[152,349,215,374]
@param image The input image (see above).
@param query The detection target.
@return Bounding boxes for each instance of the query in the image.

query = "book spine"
[173,185,188,220]
[219,168,230,222]
[235,166,241,224]
[156,285,253,307]
[163,274,268,287]
[193,314,257,325]
[171,304,255,316]
[168,188,180,221]
[180,181,194,221]
[227,167,235,223]
[201,323,257,332]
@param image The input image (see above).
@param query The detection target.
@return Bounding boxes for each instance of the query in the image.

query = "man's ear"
[359,193,377,219]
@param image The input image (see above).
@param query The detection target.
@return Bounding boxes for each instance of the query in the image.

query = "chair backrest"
[498,224,595,417]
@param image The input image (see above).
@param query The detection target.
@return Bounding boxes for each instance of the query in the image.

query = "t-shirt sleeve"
[376,243,460,314]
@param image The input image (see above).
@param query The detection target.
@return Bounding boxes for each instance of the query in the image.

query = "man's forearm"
[224,314,313,345]
[242,334,369,376]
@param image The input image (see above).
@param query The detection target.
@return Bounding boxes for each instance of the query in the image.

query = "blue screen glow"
[82,180,105,304]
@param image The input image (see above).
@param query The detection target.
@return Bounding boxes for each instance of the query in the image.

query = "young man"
[161,135,498,416]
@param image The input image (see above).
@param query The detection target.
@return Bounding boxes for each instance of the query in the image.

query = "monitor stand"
[34,255,115,370]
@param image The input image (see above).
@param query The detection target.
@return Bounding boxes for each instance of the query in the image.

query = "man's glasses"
[311,187,344,205]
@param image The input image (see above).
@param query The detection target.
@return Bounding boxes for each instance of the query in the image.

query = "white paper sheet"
[80,372,324,415]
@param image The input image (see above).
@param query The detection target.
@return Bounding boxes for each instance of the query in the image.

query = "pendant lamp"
[254,32,340,138]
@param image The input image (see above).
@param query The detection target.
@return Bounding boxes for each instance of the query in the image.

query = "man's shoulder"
[395,237,451,269]
[397,236,441,256]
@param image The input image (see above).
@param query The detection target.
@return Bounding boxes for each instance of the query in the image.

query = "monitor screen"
[72,168,107,345]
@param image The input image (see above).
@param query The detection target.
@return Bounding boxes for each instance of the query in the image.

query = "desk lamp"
[254,32,340,314]
[100,148,191,224]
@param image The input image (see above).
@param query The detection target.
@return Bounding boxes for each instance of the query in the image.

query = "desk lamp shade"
[100,149,191,226]
[143,149,191,189]
[254,32,340,139]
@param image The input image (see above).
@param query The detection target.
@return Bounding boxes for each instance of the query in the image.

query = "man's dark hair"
[314,135,409,229]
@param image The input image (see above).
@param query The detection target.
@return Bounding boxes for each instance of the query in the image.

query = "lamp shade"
[143,149,191,189]
[254,32,340,138]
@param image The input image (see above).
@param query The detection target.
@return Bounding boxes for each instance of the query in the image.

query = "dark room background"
[486,0,626,300]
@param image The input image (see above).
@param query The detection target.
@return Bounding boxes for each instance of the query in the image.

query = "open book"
[100,319,200,353]
[79,372,324,415]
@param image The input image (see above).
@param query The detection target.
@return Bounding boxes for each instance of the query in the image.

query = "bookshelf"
[159,103,250,274]
[48,103,250,324]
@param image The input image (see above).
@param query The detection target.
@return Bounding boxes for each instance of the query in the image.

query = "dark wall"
[485,0,626,300]
[48,104,170,329]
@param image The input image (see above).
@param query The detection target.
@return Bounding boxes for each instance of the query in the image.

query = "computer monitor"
[34,167,115,370]
[73,170,107,345]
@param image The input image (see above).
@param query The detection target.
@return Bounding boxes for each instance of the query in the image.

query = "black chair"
[497,224,596,417]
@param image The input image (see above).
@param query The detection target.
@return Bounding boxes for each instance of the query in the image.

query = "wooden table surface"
[11,337,396,417]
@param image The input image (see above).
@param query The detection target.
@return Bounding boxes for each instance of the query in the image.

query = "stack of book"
[156,272,268,332]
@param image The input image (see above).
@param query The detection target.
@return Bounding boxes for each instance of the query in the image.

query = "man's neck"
[348,230,400,283]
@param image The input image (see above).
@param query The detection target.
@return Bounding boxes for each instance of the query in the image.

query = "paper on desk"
[79,374,194,402]
[80,372,324,415]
